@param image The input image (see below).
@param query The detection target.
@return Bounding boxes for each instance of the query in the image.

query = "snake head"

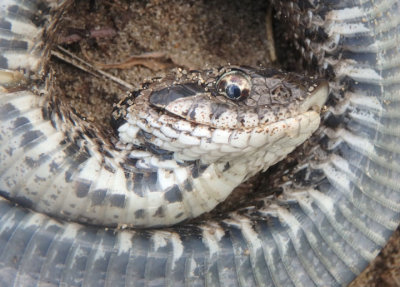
[115,66,328,176]
[115,67,328,158]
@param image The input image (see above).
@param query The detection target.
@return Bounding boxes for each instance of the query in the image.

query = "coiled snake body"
[0,0,399,286]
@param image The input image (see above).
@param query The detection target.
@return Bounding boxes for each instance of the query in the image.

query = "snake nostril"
[271,85,291,98]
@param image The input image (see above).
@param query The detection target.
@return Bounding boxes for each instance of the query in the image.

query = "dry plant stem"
[93,51,178,71]
[51,46,135,91]
[266,6,277,63]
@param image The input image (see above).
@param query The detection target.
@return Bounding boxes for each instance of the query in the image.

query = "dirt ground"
[51,0,400,285]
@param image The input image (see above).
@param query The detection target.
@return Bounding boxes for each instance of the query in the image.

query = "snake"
[0,0,399,286]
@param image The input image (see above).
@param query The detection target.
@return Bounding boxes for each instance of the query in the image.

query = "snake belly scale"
[0,0,399,286]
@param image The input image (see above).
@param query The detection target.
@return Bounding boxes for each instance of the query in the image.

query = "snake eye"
[216,70,251,101]
[226,84,241,99]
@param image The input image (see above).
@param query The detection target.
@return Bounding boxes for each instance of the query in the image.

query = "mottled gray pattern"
[0,0,399,286]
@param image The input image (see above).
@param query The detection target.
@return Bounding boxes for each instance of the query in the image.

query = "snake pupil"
[226,84,241,99]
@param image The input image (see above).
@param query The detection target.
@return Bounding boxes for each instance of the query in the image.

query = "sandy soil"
[51,0,400,286]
